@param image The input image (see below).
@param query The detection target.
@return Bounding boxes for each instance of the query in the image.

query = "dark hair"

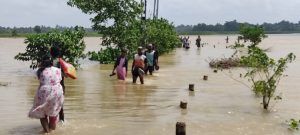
[37,56,53,78]
[50,46,61,58]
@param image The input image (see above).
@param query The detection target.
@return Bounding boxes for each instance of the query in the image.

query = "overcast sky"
[1,0,300,27]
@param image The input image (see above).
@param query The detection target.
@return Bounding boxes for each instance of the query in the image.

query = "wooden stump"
[180,101,187,109]
[188,84,194,91]
[203,75,208,80]
[176,122,186,135]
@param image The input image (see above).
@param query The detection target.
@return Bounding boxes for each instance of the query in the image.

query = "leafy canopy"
[15,26,86,69]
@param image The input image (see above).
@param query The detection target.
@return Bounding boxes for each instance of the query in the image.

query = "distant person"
[226,36,229,43]
[196,35,201,48]
[50,46,65,122]
[132,47,147,84]
[28,56,64,133]
[144,44,155,75]
[184,36,190,49]
[111,49,128,80]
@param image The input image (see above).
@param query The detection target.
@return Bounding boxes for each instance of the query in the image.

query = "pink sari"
[117,58,126,80]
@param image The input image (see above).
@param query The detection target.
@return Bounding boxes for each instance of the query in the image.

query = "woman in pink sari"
[111,49,128,80]
[28,56,64,133]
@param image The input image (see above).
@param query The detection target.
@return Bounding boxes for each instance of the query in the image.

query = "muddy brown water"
[1,35,300,135]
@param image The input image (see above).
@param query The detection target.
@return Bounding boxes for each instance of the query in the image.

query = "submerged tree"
[240,47,295,109]
[15,26,86,69]
[68,0,180,64]
[238,26,296,110]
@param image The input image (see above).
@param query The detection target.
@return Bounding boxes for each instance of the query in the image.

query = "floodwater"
[0,35,300,135]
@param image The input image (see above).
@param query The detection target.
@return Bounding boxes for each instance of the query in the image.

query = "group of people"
[180,35,202,49]
[111,44,159,84]
[28,44,160,133]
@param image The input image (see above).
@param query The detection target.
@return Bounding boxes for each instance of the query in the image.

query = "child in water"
[28,56,64,133]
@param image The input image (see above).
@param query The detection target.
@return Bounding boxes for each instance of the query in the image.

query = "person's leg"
[40,117,50,133]
[59,107,64,121]
[144,66,149,75]
[149,66,154,75]
[133,75,138,83]
[49,116,58,130]
[139,75,144,84]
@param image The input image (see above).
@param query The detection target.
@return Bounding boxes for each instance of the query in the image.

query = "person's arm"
[125,58,128,76]
[144,56,148,70]
[112,57,119,74]
[154,51,159,66]
[132,56,135,72]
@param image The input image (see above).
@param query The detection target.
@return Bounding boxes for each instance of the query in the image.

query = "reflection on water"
[1,35,300,134]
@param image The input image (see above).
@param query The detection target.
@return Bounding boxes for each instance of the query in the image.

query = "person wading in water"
[132,47,147,84]
[50,46,65,122]
[111,49,128,80]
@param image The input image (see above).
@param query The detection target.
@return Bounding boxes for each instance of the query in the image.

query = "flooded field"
[1,35,300,135]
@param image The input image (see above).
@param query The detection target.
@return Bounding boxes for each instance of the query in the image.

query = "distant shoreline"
[1,31,300,38]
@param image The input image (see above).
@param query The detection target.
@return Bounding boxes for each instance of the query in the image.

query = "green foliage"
[145,18,181,54]
[15,26,86,69]
[176,20,300,34]
[239,25,267,46]
[69,0,180,63]
[88,47,120,64]
[34,25,42,33]
[240,46,296,109]
[88,18,180,63]
[11,29,17,37]
[287,119,300,130]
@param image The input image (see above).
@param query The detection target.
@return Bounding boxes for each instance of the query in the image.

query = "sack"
[59,58,77,79]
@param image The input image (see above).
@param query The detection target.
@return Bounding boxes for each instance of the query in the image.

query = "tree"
[240,25,267,47]
[68,0,180,64]
[240,47,295,110]
[11,29,17,37]
[15,26,86,69]
[238,26,295,110]
[34,25,42,33]
[67,0,143,47]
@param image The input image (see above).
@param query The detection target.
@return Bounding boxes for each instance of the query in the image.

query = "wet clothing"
[114,56,128,80]
[52,57,65,121]
[145,50,157,74]
[28,67,64,119]
[196,38,201,47]
[132,54,147,76]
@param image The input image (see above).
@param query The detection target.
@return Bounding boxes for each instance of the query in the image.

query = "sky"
[1,0,300,27]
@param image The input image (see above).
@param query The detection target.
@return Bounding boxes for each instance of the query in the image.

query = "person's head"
[147,44,153,51]
[198,35,200,38]
[40,55,53,68]
[50,46,61,58]
[37,55,53,78]
[121,49,127,57]
[137,46,143,55]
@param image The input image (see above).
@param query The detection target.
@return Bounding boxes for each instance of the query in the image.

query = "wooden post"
[180,101,187,109]
[203,75,208,80]
[188,84,194,91]
[176,122,186,135]
[240,73,242,78]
